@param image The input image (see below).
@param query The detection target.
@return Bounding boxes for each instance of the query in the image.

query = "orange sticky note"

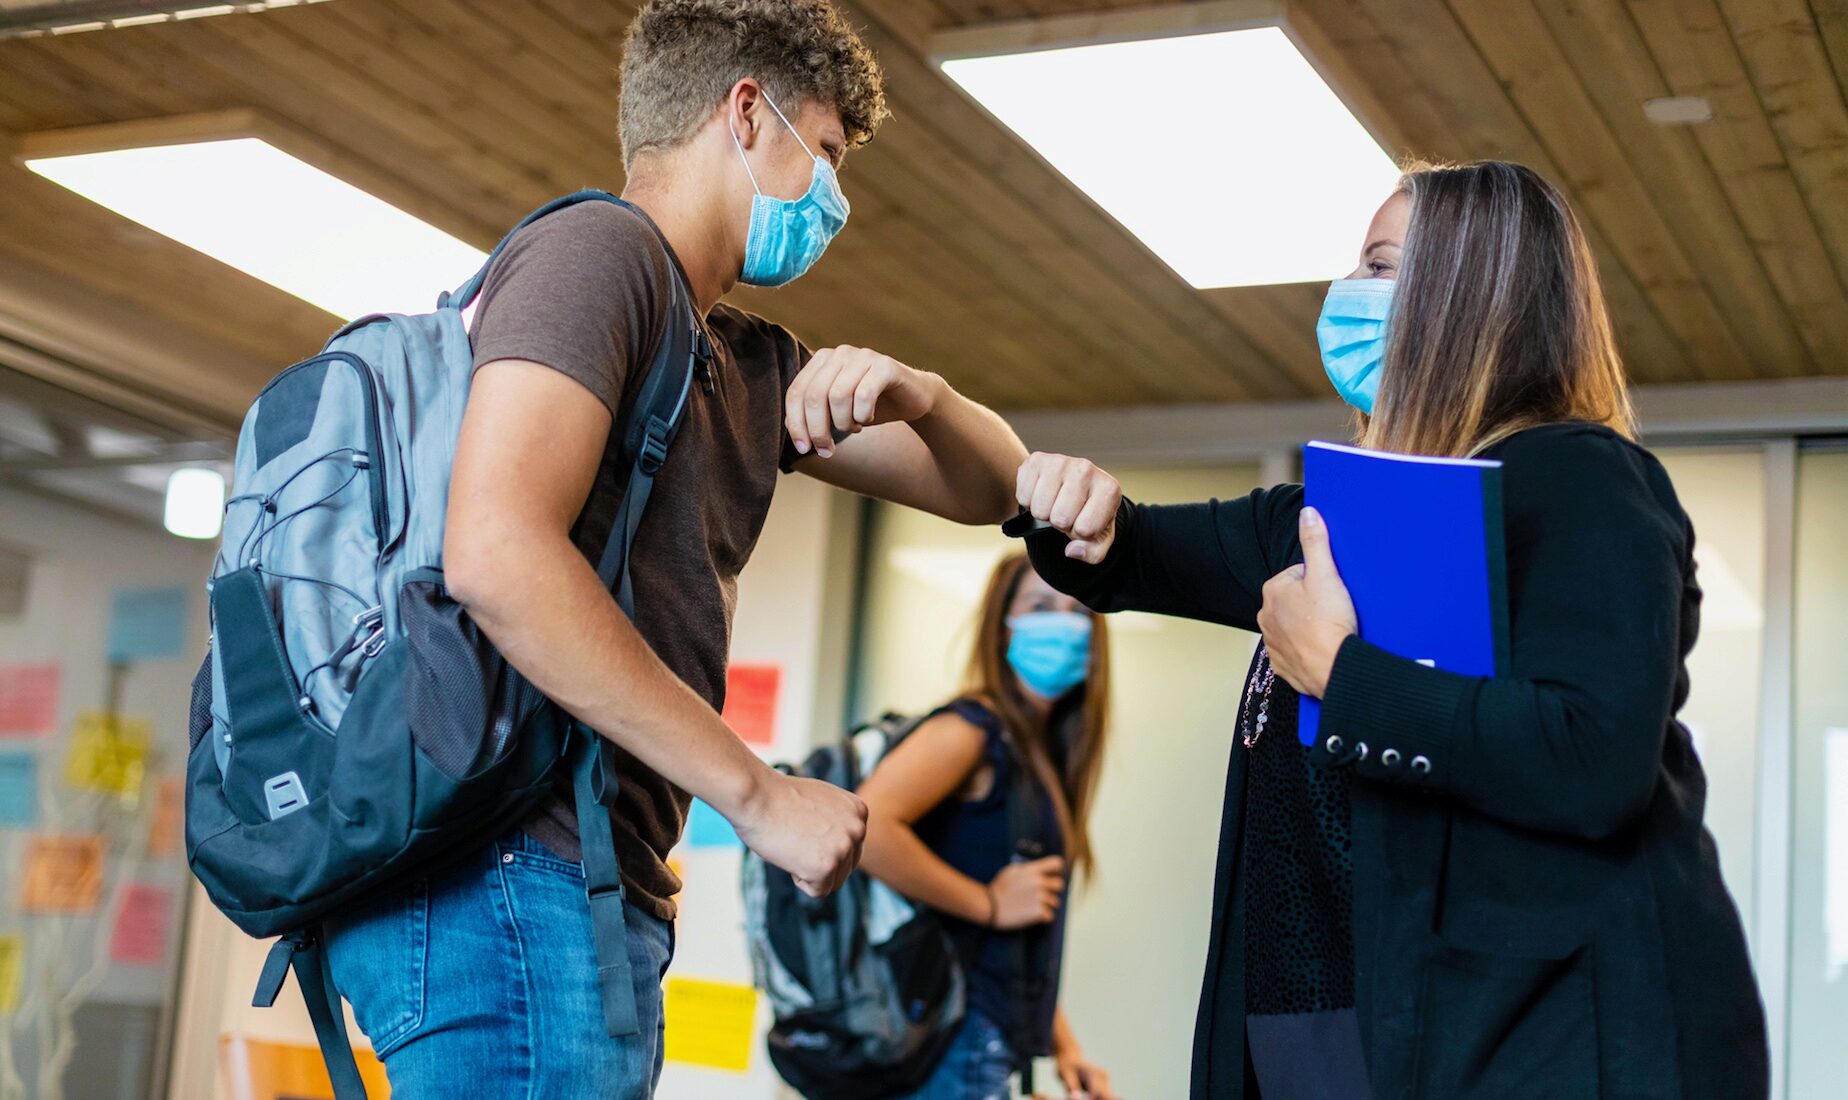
[19,835,104,913]
[721,663,780,746]
[147,775,183,859]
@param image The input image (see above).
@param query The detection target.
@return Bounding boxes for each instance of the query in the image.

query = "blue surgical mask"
[1317,278,1396,414]
[1005,611,1093,700]
[731,89,849,288]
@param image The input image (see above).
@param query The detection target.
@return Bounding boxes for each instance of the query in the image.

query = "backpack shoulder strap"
[440,188,627,311]
[567,200,708,1043]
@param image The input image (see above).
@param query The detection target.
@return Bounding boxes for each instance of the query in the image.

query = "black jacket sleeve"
[1316,427,1689,841]
[1024,485,1304,632]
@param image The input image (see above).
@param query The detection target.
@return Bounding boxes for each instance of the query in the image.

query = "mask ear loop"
[729,120,764,196]
[757,86,822,162]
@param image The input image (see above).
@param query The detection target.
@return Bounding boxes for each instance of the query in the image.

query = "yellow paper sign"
[65,710,149,798]
[663,977,757,1072]
[0,935,21,1013]
[19,835,104,913]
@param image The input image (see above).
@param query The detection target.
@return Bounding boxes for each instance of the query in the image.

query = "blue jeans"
[902,1010,1015,1100]
[325,832,675,1099]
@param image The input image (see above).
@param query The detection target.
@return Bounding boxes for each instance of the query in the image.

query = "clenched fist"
[732,771,868,897]
[1015,452,1123,563]
[784,346,944,459]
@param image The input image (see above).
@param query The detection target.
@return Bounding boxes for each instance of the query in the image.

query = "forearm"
[449,531,772,820]
[1052,1006,1079,1053]
[1318,638,1663,839]
[859,808,992,924]
[906,373,1027,524]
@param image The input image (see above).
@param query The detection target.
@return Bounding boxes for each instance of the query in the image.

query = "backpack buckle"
[638,419,671,475]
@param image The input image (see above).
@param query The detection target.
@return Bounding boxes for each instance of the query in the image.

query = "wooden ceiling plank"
[1627,0,1848,375]
[1716,0,1848,302]
[82,20,509,243]
[1349,0,1691,383]
[1447,0,1754,382]
[366,0,626,179]
[1201,282,1328,394]
[451,0,632,90]
[0,40,142,125]
[184,8,558,219]
[1815,0,1848,101]
[502,0,1226,402]
[1536,0,1813,377]
[844,2,1306,398]
[313,1,604,175]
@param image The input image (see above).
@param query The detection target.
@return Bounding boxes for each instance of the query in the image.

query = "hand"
[731,772,868,897]
[988,855,1065,929]
[1053,1045,1118,1100]
[785,346,943,458]
[1257,507,1358,698]
[1015,453,1121,563]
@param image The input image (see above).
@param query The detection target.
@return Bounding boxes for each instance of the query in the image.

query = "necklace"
[1240,644,1276,749]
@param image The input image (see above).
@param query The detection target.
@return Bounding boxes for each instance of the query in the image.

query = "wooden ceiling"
[0,0,1844,437]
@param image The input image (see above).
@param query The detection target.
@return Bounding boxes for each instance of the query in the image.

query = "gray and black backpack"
[743,713,969,1099]
[184,191,707,1097]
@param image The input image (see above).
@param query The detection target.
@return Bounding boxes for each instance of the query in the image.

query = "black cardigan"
[1027,423,1767,1099]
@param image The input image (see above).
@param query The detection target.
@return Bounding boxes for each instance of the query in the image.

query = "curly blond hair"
[619,0,889,169]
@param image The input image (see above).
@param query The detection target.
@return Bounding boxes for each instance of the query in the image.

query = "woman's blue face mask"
[1317,277,1396,414]
[731,89,849,288]
[1005,611,1093,700]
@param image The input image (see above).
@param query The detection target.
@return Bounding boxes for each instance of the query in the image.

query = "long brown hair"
[1361,160,1637,458]
[962,554,1111,877]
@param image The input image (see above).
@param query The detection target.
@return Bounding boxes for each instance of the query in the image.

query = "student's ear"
[727,78,765,150]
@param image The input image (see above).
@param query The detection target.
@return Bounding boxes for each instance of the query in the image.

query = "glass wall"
[1786,446,1848,1097]
[1656,449,1767,945]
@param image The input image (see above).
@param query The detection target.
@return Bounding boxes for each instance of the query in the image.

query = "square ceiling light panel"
[940,25,1401,288]
[25,137,484,319]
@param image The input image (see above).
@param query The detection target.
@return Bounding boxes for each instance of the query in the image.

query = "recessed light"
[1643,96,1713,125]
[164,467,225,540]
[24,137,484,319]
[939,25,1401,288]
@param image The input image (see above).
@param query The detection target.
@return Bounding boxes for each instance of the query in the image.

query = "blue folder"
[1296,441,1509,747]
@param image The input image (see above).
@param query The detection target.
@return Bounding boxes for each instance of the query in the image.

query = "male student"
[320,2,1028,1096]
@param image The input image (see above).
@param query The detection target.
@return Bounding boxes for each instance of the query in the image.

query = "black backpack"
[743,709,1052,1099]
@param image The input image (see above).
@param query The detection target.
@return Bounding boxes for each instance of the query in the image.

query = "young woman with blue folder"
[1018,161,1766,1099]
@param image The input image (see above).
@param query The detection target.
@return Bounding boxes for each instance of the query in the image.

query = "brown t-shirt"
[468,200,807,920]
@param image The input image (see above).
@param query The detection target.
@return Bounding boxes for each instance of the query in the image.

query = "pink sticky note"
[0,663,59,736]
[109,883,173,966]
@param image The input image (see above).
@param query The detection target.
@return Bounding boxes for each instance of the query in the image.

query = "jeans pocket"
[326,880,429,1058]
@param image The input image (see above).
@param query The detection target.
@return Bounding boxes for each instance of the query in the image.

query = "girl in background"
[859,554,1120,1100]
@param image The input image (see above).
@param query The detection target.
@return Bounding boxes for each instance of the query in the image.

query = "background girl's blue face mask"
[1005,611,1093,699]
[732,90,849,288]
[1317,277,1396,414]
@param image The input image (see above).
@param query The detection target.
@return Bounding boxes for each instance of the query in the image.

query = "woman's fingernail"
[1302,506,1321,527]
[794,439,810,454]
[817,447,832,459]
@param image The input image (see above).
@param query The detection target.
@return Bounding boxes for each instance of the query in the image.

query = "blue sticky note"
[0,752,37,826]
[106,587,190,662]
[685,798,740,849]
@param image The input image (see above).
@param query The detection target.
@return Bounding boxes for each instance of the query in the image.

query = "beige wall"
[854,464,1264,1100]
